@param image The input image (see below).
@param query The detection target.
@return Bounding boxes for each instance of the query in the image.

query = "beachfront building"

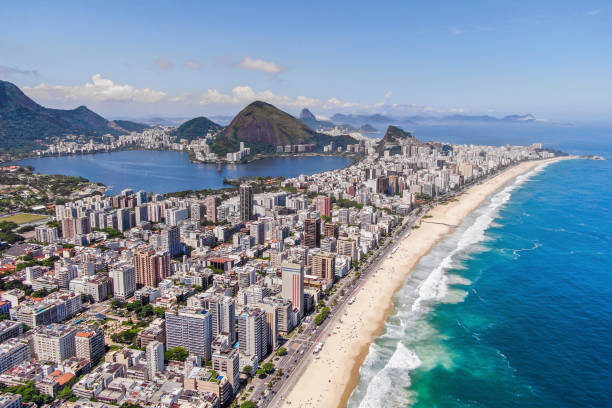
[165,307,213,361]
[281,262,304,319]
[238,307,268,363]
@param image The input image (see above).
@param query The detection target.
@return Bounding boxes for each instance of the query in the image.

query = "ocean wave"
[358,342,422,408]
[411,161,552,313]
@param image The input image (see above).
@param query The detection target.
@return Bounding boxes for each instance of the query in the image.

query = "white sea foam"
[358,342,422,408]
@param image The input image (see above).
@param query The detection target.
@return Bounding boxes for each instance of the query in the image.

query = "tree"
[121,403,142,408]
[242,365,252,375]
[241,402,257,408]
[262,362,275,374]
[164,346,189,362]
[256,368,266,377]
[315,306,330,326]
[5,380,53,406]
[57,385,75,401]
[276,347,287,356]
[153,306,166,318]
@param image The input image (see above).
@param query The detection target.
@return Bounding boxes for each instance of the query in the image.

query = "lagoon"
[16,150,353,195]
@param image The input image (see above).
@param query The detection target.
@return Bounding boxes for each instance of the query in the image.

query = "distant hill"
[211,101,359,157]
[171,116,223,142]
[377,125,424,154]
[0,80,138,155]
[112,120,150,133]
[358,124,378,133]
[211,101,320,155]
[331,113,398,127]
[399,113,541,125]
[299,108,341,131]
[299,108,317,122]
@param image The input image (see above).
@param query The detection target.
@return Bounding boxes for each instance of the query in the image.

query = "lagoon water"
[348,133,612,407]
[16,150,352,195]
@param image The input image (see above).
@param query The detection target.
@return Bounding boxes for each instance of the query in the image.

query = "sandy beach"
[275,157,568,408]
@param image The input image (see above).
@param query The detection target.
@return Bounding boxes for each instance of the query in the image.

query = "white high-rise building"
[146,340,165,378]
[161,226,181,257]
[238,307,268,362]
[33,324,77,364]
[165,307,213,361]
[166,208,189,226]
[109,264,136,300]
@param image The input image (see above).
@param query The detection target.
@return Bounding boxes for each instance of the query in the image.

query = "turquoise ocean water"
[349,129,612,407]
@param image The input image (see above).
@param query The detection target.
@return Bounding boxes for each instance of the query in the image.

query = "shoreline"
[277,156,572,408]
[3,147,359,167]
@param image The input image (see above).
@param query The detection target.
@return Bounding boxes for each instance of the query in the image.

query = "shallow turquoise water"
[349,156,612,407]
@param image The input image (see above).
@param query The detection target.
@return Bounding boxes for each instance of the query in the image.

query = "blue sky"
[1,1,610,120]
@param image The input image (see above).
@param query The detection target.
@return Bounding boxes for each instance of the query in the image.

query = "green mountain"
[377,125,424,154]
[0,80,144,156]
[211,101,320,155]
[112,120,150,133]
[171,116,223,142]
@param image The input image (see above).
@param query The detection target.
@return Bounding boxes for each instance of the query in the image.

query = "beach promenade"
[273,157,567,408]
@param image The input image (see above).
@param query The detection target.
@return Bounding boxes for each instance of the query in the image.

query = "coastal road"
[262,212,427,407]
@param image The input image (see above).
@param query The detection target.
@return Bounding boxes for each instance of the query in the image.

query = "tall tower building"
[240,184,253,222]
[146,340,165,378]
[133,246,170,288]
[75,327,105,365]
[116,208,131,232]
[205,196,218,223]
[109,264,136,300]
[315,196,331,218]
[312,252,336,281]
[161,225,181,257]
[205,295,236,344]
[165,308,213,361]
[337,237,358,261]
[238,307,268,362]
[281,262,304,319]
[323,222,339,239]
[303,218,321,248]
[61,218,75,239]
[190,202,205,223]
[250,221,265,245]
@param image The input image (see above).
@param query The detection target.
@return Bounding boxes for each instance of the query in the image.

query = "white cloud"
[238,57,285,74]
[315,114,330,121]
[189,85,319,108]
[385,90,393,99]
[20,74,489,116]
[23,74,167,103]
[155,58,173,70]
[323,97,360,109]
[450,27,465,35]
[186,60,202,70]
[585,9,600,16]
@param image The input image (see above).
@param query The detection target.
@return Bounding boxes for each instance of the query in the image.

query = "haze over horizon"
[1,0,610,122]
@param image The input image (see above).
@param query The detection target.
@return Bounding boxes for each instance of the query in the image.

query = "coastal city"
[0,135,555,408]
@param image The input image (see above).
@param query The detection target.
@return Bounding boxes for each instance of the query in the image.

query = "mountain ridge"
[0,80,147,155]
